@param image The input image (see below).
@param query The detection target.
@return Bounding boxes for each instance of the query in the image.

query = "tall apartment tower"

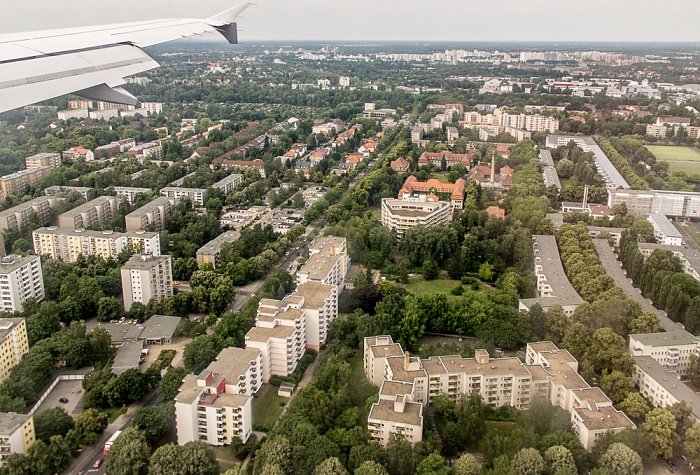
[0,255,44,313]
[120,254,173,311]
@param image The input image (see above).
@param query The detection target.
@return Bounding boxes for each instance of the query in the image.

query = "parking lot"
[34,380,85,415]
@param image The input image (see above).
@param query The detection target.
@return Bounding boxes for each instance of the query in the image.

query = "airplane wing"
[0,3,252,113]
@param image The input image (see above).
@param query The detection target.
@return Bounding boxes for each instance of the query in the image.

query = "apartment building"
[212,174,244,195]
[0,166,51,199]
[518,235,584,316]
[399,176,467,210]
[381,197,452,239]
[297,237,350,289]
[364,336,633,450]
[45,186,92,201]
[112,187,152,205]
[57,195,121,230]
[0,413,34,467]
[125,196,175,231]
[245,304,306,382]
[62,146,94,162]
[634,355,700,422]
[121,254,173,311]
[0,196,64,233]
[175,347,261,445]
[0,256,44,313]
[33,227,160,263]
[128,142,162,160]
[289,281,338,350]
[638,242,700,282]
[608,189,700,218]
[629,331,700,376]
[0,319,29,382]
[647,213,682,246]
[25,152,61,170]
[547,136,630,190]
[160,187,208,206]
[196,231,241,268]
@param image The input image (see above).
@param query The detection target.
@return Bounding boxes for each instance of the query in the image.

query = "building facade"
[57,196,121,230]
[381,197,452,239]
[121,254,173,311]
[0,167,51,199]
[0,196,63,233]
[160,187,208,206]
[0,256,44,313]
[212,174,244,195]
[608,189,700,218]
[629,331,700,376]
[175,347,261,445]
[297,237,350,290]
[125,196,175,231]
[112,187,152,205]
[196,232,241,268]
[25,153,61,170]
[0,319,29,382]
[0,413,34,467]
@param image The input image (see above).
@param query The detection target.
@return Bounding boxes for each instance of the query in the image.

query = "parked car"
[667,459,678,471]
[59,397,68,403]
[93,458,104,469]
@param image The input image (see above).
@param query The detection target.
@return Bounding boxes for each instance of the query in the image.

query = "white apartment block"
[196,231,242,268]
[160,187,208,206]
[634,355,700,422]
[139,102,163,115]
[125,196,175,231]
[608,189,700,218]
[57,195,121,230]
[112,187,152,204]
[647,213,682,246]
[518,235,584,316]
[0,255,44,313]
[629,331,700,376]
[297,237,349,290]
[339,76,351,87]
[121,254,173,311]
[129,142,162,160]
[25,152,61,170]
[33,227,160,263]
[381,197,452,240]
[57,109,88,121]
[365,336,634,450]
[289,281,338,350]
[175,347,261,445]
[212,174,244,195]
[638,242,700,282]
[0,413,35,467]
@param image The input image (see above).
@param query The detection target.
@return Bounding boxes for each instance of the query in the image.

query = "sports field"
[646,145,700,161]
[646,146,700,175]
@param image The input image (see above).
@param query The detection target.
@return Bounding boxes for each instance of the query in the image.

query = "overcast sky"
[3,0,699,43]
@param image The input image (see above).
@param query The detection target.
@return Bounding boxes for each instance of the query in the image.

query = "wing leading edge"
[0,3,252,113]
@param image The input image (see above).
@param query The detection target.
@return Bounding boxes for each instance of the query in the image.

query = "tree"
[348,443,386,472]
[543,446,576,474]
[641,408,677,459]
[415,452,450,475]
[314,457,349,475]
[180,440,219,475]
[600,371,633,405]
[133,404,172,443]
[478,262,494,282]
[74,408,109,444]
[386,435,415,475]
[454,453,481,475]
[422,260,438,280]
[598,443,643,475]
[149,444,182,475]
[557,159,575,178]
[104,427,150,475]
[669,401,693,439]
[618,393,650,423]
[684,423,700,467]
[355,461,389,475]
[510,448,544,475]
[34,407,74,443]
[97,296,123,322]
[628,312,661,334]
[159,366,188,402]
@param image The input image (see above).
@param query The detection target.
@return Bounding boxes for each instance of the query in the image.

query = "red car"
[93,457,104,469]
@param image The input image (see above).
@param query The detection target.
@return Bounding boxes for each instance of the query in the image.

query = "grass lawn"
[646,145,700,162]
[347,351,378,423]
[252,384,287,431]
[399,276,462,297]
[212,446,242,473]
[433,174,451,183]
[668,161,700,175]
[680,222,700,248]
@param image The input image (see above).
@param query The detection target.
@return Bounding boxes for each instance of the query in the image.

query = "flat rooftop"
[380,381,414,398]
[205,347,261,383]
[369,398,422,426]
[648,213,682,238]
[546,135,629,189]
[140,315,181,340]
[573,404,634,431]
[630,330,699,348]
[196,231,242,256]
[0,255,39,274]
[246,324,295,342]
[533,235,584,303]
[122,253,170,270]
[634,355,700,420]
[112,340,143,375]
[0,318,24,340]
[0,413,31,435]
[292,281,336,309]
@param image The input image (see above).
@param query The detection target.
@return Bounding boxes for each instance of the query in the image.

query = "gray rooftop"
[539,149,555,167]
[0,413,31,435]
[112,340,144,375]
[630,331,699,348]
[533,235,583,303]
[546,135,629,189]
[543,167,561,189]
[0,318,24,341]
[140,315,181,341]
[196,231,242,256]
[593,239,681,332]
[648,214,682,239]
[0,255,39,274]
[212,174,244,189]
[634,355,700,420]
[122,253,170,271]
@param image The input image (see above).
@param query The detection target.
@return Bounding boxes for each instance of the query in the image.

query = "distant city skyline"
[3,0,699,43]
